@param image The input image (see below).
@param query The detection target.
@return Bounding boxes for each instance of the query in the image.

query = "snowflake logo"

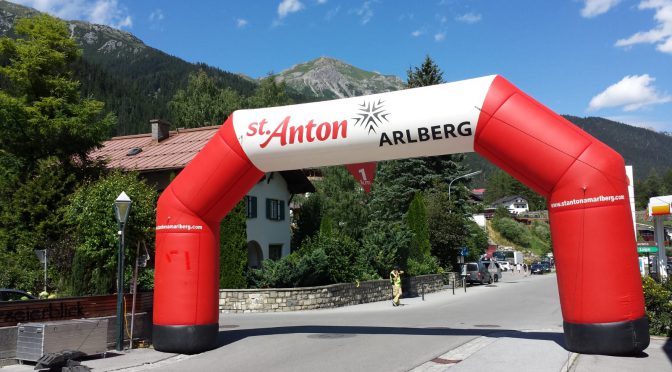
[352,99,390,134]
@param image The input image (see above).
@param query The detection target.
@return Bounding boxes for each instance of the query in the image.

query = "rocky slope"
[275,57,405,99]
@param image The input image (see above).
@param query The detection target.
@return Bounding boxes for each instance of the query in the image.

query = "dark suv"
[463,262,493,285]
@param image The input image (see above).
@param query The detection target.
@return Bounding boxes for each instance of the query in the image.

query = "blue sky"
[11,0,672,132]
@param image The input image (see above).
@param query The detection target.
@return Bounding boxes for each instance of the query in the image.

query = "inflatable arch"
[153,75,649,355]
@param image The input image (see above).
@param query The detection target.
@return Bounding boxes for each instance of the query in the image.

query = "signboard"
[637,246,658,253]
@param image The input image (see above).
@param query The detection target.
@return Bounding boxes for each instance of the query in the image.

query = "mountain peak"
[275,56,405,99]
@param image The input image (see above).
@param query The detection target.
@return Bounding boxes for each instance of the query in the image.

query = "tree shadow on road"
[216,324,566,349]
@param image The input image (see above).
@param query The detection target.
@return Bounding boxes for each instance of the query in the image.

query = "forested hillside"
[463,116,672,184]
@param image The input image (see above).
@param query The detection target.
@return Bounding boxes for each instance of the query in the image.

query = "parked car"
[540,262,552,273]
[498,261,511,272]
[530,264,545,275]
[0,288,37,301]
[463,262,493,285]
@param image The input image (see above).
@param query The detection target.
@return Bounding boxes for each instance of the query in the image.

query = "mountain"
[462,116,672,184]
[274,57,405,100]
[0,0,258,135]
[2,1,671,180]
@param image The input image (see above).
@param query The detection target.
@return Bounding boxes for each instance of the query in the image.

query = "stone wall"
[219,274,445,313]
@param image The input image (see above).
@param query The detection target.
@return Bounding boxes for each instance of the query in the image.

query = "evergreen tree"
[406,193,431,258]
[406,55,445,88]
[0,15,114,292]
[219,201,248,288]
[168,69,243,128]
[0,14,114,170]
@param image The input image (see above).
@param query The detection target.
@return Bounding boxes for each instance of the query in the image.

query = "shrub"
[642,276,672,336]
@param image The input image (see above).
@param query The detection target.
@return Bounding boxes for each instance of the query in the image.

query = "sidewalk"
[3,332,666,371]
[412,331,671,372]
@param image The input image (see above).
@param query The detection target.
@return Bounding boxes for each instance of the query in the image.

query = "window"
[266,198,285,221]
[269,244,282,261]
[245,196,257,218]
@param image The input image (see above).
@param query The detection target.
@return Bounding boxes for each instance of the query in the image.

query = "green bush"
[642,276,672,336]
[492,216,529,247]
[247,232,365,288]
[406,255,442,276]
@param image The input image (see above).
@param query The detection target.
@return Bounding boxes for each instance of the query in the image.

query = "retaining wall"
[219,274,448,313]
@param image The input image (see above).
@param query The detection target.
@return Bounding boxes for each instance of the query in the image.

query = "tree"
[168,69,243,128]
[0,14,114,170]
[219,201,248,288]
[0,15,114,292]
[406,55,444,88]
[63,171,158,295]
[246,76,292,108]
[425,188,485,270]
[406,193,431,258]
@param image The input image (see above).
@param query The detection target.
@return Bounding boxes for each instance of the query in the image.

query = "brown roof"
[91,126,220,172]
[91,125,315,193]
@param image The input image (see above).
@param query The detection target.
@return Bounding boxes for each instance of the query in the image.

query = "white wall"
[246,172,292,262]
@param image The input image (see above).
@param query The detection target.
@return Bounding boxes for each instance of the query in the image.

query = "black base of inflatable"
[153,323,218,354]
[563,316,650,355]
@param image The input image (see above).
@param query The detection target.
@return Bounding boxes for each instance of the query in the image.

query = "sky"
[9,0,672,132]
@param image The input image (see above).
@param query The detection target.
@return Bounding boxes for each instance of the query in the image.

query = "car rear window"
[467,263,478,271]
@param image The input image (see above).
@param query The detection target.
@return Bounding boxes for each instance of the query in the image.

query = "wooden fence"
[0,292,152,327]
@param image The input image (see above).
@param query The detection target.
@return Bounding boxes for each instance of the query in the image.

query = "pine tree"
[219,201,248,289]
[406,193,431,258]
[406,55,445,88]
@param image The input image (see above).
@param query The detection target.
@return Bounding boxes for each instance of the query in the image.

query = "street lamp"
[448,170,482,202]
[113,192,132,352]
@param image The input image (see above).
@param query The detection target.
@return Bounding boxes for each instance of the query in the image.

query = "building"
[491,195,529,215]
[90,119,315,267]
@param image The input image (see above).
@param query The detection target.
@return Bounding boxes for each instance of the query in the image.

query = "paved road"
[147,272,567,372]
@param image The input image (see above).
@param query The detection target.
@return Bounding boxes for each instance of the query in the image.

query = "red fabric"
[475,76,644,324]
[153,116,264,326]
[345,162,377,193]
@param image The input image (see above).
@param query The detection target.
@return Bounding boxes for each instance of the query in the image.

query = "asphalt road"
[151,271,565,372]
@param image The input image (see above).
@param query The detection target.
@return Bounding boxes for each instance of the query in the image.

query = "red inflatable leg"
[153,115,264,353]
[475,76,648,355]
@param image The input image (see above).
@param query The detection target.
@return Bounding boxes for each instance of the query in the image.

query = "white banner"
[233,75,496,172]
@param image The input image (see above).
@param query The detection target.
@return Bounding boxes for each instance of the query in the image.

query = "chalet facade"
[491,195,529,215]
[90,119,314,267]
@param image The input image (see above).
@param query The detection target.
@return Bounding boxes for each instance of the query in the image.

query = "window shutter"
[251,196,257,218]
[280,201,285,221]
[266,198,272,219]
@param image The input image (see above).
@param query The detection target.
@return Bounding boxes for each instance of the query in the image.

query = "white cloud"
[434,32,446,42]
[588,74,672,112]
[325,6,340,21]
[236,18,248,28]
[615,0,672,54]
[580,0,621,18]
[353,1,374,25]
[278,0,304,18]
[455,13,482,24]
[317,0,327,4]
[411,30,422,37]
[149,9,164,22]
[13,0,133,29]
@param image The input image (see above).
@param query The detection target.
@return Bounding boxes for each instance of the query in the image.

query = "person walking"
[390,265,404,307]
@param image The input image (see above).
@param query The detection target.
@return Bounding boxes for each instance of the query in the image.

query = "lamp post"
[114,192,132,352]
[448,170,482,202]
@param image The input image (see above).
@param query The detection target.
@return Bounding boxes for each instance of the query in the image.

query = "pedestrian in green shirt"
[390,265,403,306]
